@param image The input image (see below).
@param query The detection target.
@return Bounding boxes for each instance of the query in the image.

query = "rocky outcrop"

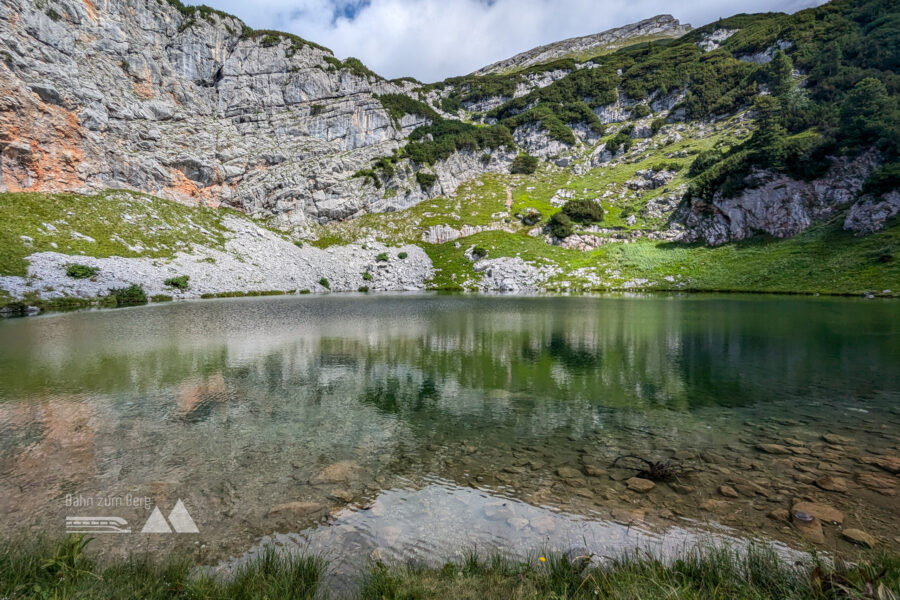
[474,15,691,75]
[625,169,677,191]
[843,191,900,235]
[0,0,434,225]
[674,153,879,246]
[420,222,512,244]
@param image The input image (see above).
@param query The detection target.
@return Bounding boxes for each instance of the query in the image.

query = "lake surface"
[1,294,898,574]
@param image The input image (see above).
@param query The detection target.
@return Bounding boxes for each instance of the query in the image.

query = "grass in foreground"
[1,536,897,599]
[0,535,324,599]
[360,546,900,600]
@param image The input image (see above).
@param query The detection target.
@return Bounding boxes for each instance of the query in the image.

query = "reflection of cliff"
[2,296,897,413]
[0,400,97,517]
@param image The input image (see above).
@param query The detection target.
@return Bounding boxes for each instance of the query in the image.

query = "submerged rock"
[718,485,740,498]
[756,443,791,455]
[626,477,655,493]
[310,460,359,485]
[268,501,325,516]
[842,528,877,548]
[792,501,844,525]
[815,476,848,493]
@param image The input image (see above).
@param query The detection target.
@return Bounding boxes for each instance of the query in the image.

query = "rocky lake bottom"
[0,294,897,582]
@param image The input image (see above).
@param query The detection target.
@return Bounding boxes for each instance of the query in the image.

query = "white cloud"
[193,0,826,81]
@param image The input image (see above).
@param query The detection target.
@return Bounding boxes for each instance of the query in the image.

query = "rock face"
[0,0,437,226]
[675,152,880,246]
[474,15,691,75]
[844,191,900,234]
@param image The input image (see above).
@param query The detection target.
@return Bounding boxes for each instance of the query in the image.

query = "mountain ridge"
[472,14,692,76]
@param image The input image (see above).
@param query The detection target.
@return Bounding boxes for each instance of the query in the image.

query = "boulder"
[815,476,848,493]
[792,501,844,525]
[860,455,900,474]
[626,477,655,493]
[719,485,740,498]
[842,528,877,548]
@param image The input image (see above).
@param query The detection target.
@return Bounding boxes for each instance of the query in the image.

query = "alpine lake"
[0,293,897,582]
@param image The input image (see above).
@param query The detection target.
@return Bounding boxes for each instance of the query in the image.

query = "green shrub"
[863,162,900,196]
[549,212,574,238]
[650,161,683,173]
[358,286,370,293]
[293,240,304,248]
[353,168,381,188]
[151,294,173,303]
[108,284,147,306]
[376,252,389,262]
[631,103,651,118]
[562,198,604,223]
[440,96,460,113]
[164,275,190,290]
[362,271,373,281]
[310,104,325,116]
[471,246,488,259]
[319,278,330,290]
[608,129,634,154]
[415,172,437,189]
[689,149,724,176]
[650,117,667,135]
[398,252,408,259]
[405,121,513,165]
[299,289,311,294]
[510,154,539,174]
[65,264,99,279]
[377,94,440,123]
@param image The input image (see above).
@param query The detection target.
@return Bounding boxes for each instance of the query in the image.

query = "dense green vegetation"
[1,536,896,600]
[682,0,899,198]
[415,171,438,189]
[377,94,441,123]
[405,121,514,165]
[510,153,539,174]
[164,275,190,290]
[322,55,383,79]
[561,198,605,223]
[548,212,575,238]
[413,0,898,203]
[109,284,148,306]
[65,264,98,279]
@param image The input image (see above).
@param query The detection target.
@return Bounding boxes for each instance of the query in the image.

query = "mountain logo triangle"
[140,500,199,534]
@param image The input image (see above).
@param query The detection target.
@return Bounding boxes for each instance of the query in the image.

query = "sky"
[190,0,828,82]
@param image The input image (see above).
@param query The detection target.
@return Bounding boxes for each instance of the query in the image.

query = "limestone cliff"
[0,0,433,226]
